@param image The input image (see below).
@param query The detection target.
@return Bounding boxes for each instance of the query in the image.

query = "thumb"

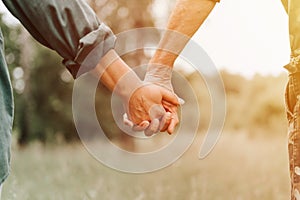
[160,88,179,106]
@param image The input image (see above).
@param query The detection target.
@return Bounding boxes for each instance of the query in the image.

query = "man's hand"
[143,63,184,134]
[123,63,184,135]
[125,83,180,136]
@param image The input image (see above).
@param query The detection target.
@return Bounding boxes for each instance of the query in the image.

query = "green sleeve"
[2,0,116,78]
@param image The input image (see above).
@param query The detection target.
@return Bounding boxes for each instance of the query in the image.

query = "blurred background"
[0,0,292,199]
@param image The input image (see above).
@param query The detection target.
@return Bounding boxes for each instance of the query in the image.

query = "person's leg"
[286,72,300,200]
[284,0,300,197]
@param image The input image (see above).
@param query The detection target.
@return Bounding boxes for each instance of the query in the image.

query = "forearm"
[92,50,142,99]
[150,0,217,67]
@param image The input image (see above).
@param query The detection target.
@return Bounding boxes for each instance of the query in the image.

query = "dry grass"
[2,132,290,200]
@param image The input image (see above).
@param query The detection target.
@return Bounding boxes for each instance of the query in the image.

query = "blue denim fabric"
[0,29,13,185]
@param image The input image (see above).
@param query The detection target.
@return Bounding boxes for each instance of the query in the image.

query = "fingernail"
[166,112,172,118]
[178,98,185,105]
[140,121,150,128]
[123,116,134,127]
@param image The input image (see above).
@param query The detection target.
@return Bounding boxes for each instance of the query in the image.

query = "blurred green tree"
[29,44,76,143]
[1,0,159,146]
[0,14,28,145]
[0,13,21,73]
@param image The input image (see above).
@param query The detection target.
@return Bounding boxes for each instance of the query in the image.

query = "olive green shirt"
[0,0,116,185]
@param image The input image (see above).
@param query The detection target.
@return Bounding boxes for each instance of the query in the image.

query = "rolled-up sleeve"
[2,0,116,78]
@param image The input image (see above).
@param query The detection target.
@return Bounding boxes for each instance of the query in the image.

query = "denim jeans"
[285,72,300,200]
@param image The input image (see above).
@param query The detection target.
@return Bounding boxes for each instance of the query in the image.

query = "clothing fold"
[2,0,116,78]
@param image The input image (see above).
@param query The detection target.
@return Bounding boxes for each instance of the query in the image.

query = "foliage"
[29,45,76,143]
[0,13,21,73]
[0,0,157,145]
[0,1,291,146]
[2,134,289,199]
[187,70,288,135]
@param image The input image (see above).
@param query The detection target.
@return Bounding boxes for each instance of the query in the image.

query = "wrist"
[145,66,172,82]
[115,70,143,101]
[96,49,143,98]
[145,63,173,90]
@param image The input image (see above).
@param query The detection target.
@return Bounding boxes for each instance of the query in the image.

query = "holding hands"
[124,60,184,136]
[93,49,181,136]
[124,82,181,136]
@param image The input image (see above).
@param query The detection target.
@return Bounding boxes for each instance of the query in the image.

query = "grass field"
[2,133,291,200]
